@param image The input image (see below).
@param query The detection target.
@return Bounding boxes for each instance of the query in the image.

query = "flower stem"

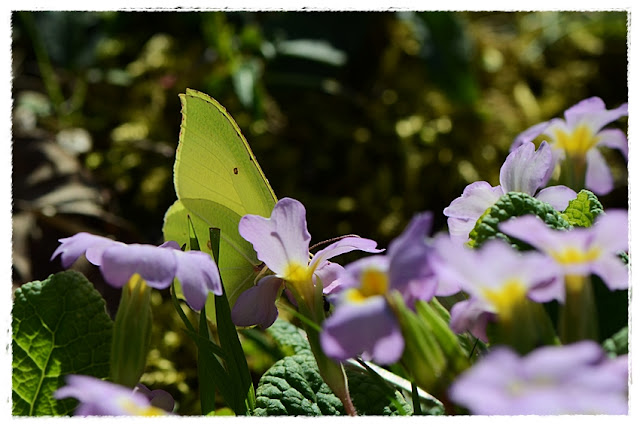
[559,275,598,343]
[295,279,357,415]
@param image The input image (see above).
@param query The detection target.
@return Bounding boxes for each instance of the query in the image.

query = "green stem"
[304,322,357,416]
[291,279,357,416]
[559,275,598,343]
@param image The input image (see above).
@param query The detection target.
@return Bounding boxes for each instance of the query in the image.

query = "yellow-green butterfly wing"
[163,89,277,308]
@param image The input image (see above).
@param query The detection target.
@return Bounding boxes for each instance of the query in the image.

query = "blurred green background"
[11,11,629,414]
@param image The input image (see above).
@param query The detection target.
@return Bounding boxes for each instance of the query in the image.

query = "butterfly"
[163,89,277,311]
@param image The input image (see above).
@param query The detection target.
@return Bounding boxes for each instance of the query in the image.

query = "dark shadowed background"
[11,10,629,414]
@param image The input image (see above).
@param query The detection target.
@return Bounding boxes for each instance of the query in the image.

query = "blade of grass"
[198,306,218,414]
[170,283,195,334]
[411,382,423,415]
[210,227,255,415]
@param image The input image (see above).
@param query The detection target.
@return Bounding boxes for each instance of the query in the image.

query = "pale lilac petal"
[238,197,311,276]
[449,299,491,342]
[404,276,439,306]
[435,236,556,299]
[499,215,559,253]
[565,97,628,139]
[362,325,405,365]
[592,256,629,290]
[512,120,551,150]
[583,101,627,132]
[55,375,152,416]
[388,212,433,291]
[449,347,519,415]
[521,340,604,379]
[597,128,628,159]
[315,261,347,294]
[534,185,577,211]
[231,275,283,329]
[51,232,121,268]
[434,273,462,297]
[428,232,465,296]
[134,384,175,413]
[388,212,432,258]
[444,181,503,219]
[159,240,181,250]
[585,148,614,195]
[449,342,629,415]
[443,181,503,240]
[173,250,223,310]
[430,234,474,290]
[445,217,475,245]
[573,354,629,393]
[528,275,565,304]
[146,389,175,413]
[500,141,553,194]
[563,97,607,127]
[100,244,177,289]
[542,117,571,140]
[564,98,627,131]
[592,209,629,253]
[320,296,403,364]
[310,236,382,270]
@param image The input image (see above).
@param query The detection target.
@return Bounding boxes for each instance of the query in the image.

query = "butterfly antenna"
[309,234,361,251]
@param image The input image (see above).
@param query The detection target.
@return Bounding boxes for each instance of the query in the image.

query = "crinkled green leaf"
[254,351,344,416]
[266,318,312,356]
[264,319,411,415]
[468,191,571,248]
[561,189,604,227]
[12,271,113,416]
[345,367,412,415]
[602,326,628,357]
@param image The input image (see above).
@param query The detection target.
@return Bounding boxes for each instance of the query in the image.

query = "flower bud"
[388,292,469,400]
[110,274,153,388]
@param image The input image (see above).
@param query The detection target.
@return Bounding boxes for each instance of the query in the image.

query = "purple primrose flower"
[51,232,222,310]
[513,97,628,195]
[499,210,629,291]
[55,375,173,416]
[444,141,576,244]
[449,341,628,415]
[431,235,561,340]
[320,213,435,364]
[231,197,382,329]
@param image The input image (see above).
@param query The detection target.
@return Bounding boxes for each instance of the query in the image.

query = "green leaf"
[345,366,412,415]
[602,326,628,357]
[254,351,344,416]
[266,318,312,355]
[12,271,113,416]
[468,191,571,248]
[560,189,604,227]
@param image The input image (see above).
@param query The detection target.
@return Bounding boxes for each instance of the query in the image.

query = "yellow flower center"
[552,124,599,157]
[283,261,311,283]
[550,246,601,266]
[120,398,167,416]
[345,269,389,303]
[482,279,527,320]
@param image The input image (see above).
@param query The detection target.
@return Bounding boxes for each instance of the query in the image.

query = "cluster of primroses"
[52,97,629,415]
